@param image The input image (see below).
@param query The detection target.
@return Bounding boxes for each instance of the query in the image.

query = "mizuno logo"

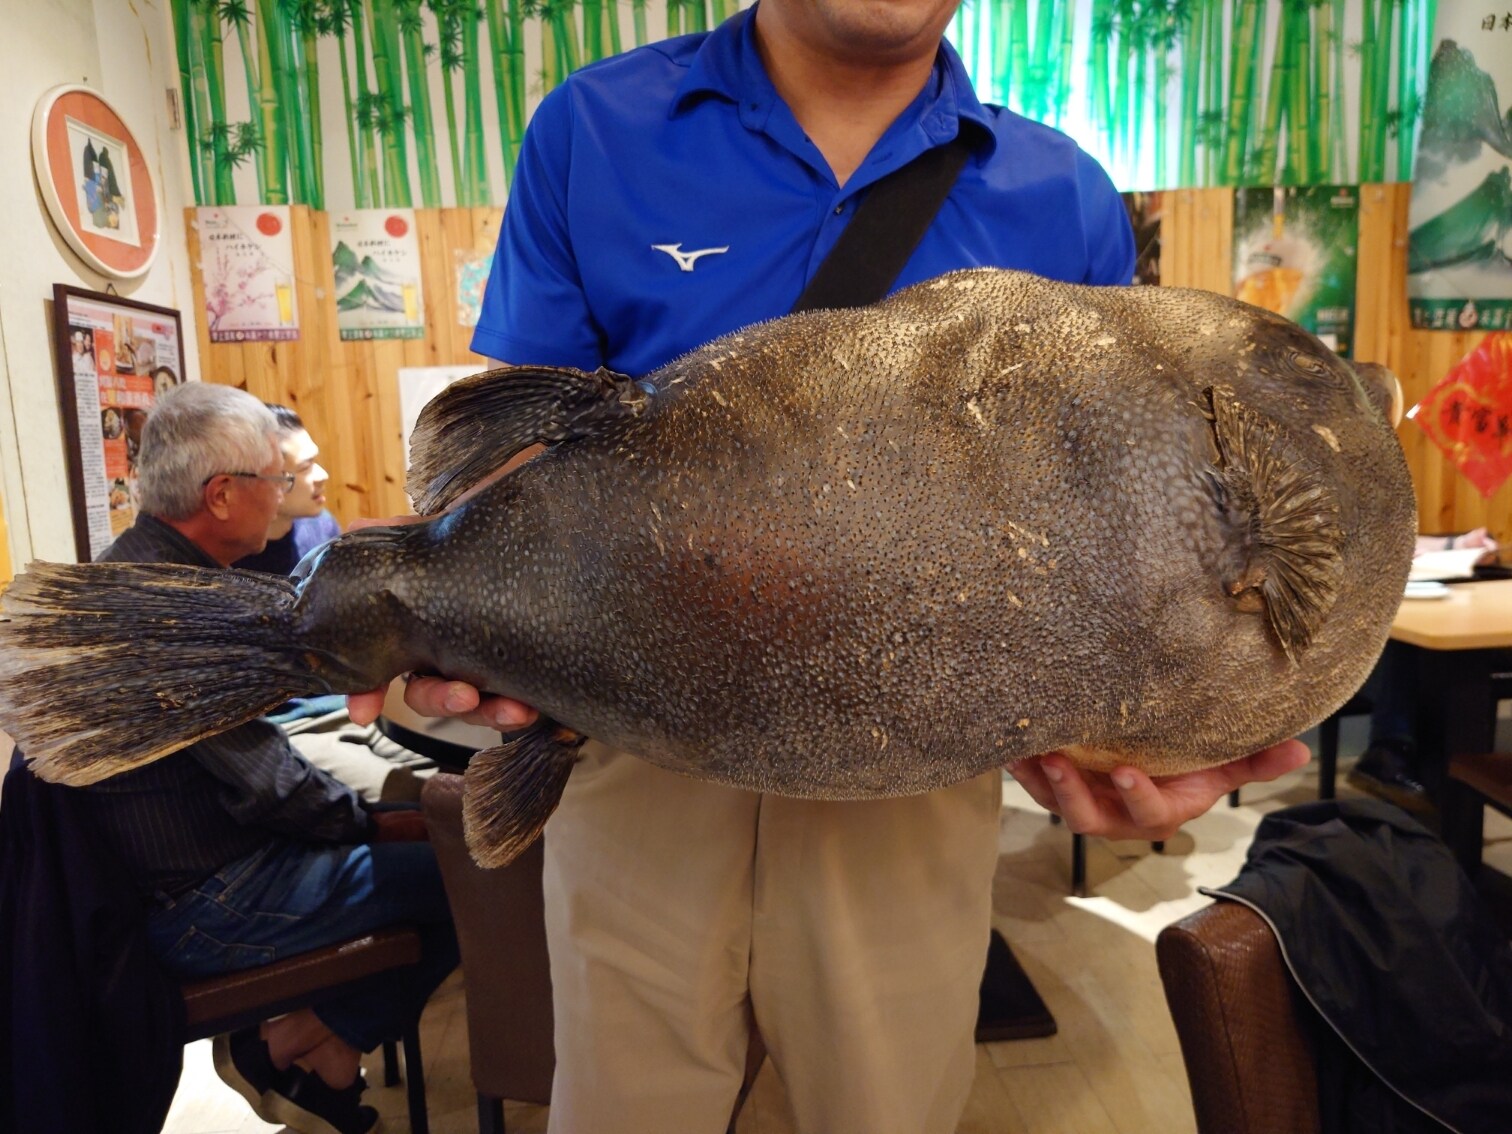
[652,243,730,272]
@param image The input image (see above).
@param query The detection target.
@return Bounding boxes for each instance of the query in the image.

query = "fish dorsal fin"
[1204,387,1344,661]
[408,365,650,515]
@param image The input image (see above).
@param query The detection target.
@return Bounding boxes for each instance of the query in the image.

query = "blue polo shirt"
[472,5,1134,376]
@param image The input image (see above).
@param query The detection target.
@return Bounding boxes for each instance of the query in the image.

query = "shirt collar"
[671,5,997,158]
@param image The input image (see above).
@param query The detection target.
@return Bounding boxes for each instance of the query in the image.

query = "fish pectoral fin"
[1205,387,1344,661]
[408,365,650,514]
[461,719,587,868]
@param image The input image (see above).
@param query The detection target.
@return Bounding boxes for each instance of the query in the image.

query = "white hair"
[136,383,279,520]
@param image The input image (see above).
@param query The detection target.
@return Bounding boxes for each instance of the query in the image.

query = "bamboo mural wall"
[170,0,743,211]
[949,0,1438,190]
[175,0,1437,209]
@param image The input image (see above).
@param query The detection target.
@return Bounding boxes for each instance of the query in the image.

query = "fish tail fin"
[0,562,326,786]
[1205,388,1344,660]
[461,719,586,867]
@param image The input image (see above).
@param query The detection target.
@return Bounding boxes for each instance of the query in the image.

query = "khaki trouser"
[543,741,1002,1134]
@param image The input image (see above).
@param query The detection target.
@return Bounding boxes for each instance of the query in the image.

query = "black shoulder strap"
[792,135,973,314]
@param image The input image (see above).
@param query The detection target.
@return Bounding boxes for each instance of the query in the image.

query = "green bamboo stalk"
[605,0,622,56]
[349,0,379,207]
[1179,2,1199,187]
[183,1,218,203]
[1224,0,1262,184]
[1290,0,1312,184]
[1150,7,1170,189]
[1312,0,1330,181]
[1203,0,1221,185]
[1031,0,1054,120]
[171,0,205,203]
[536,0,561,92]
[687,0,706,34]
[1252,0,1292,184]
[583,0,603,60]
[1054,0,1073,129]
[1132,19,1148,182]
[1010,0,1029,118]
[367,0,414,207]
[196,0,237,204]
[328,2,365,208]
[666,0,680,39]
[436,4,466,202]
[507,0,527,163]
[483,0,519,191]
[396,1,440,207]
[556,0,582,74]
[1357,0,1377,182]
[1395,0,1414,181]
[461,2,491,204]
[282,2,319,205]
[1373,0,1395,181]
[219,0,266,202]
[631,0,647,46]
[298,4,326,209]
[257,0,302,202]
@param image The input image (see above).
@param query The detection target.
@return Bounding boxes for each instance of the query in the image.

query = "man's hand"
[1007,739,1309,842]
[346,676,538,730]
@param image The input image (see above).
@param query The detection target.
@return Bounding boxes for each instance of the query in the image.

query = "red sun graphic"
[255,212,283,237]
[385,214,409,238]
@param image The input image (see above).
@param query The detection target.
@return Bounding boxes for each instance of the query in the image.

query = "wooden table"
[1389,581,1512,798]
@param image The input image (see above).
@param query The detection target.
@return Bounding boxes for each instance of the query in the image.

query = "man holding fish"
[347,0,1310,1130]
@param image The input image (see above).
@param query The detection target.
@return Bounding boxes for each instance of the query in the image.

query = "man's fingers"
[1106,767,1180,839]
[1007,759,1060,813]
[1226,739,1310,788]
[402,674,539,729]
[346,686,387,726]
[1038,755,1113,834]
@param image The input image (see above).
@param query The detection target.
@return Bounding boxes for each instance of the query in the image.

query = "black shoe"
[212,1027,284,1120]
[263,1065,380,1134]
[1347,741,1433,813]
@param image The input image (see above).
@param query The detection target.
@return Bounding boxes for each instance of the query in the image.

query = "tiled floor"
[162,734,1512,1134]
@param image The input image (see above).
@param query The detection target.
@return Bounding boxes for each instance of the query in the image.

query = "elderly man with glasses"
[73,383,458,1134]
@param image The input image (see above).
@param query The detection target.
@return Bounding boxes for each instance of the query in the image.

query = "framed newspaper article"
[51,285,186,561]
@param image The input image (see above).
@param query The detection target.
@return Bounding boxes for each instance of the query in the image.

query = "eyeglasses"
[202,471,296,493]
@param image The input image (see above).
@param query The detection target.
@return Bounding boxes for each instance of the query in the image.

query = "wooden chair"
[1157,901,1322,1134]
[180,926,432,1134]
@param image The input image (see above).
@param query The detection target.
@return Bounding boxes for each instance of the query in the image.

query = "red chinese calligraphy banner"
[1408,334,1512,497]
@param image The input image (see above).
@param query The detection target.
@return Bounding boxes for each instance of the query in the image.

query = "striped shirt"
[80,515,372,900]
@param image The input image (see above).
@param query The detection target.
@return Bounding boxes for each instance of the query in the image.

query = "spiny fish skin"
[291,268,1415,798]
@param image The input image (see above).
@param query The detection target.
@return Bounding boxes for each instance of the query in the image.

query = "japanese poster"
[331,209,425,340]
[50,286,186,561]
[1407,11,1512,332]
[1233,185,1360,357]
[197,205,299,342]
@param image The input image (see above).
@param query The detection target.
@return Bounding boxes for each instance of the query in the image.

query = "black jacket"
[1211,798,1512,1134]
[0,757,184,1134]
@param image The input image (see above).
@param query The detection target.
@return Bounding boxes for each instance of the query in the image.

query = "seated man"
[236,403,436,802]
[79,383,458,1134]
[234,403,340,576]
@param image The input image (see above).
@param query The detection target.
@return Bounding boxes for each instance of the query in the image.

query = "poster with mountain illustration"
[330,210,424,341]
[1233,185,1359,357]
[1407,11,1512,332]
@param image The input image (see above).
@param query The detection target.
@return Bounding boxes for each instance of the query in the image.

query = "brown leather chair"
[181,926,431,1134]
[1156,901,1320,1134]
[422,771,766,1134]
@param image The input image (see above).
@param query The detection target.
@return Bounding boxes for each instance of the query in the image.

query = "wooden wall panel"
[1163,184,1500,543]
[187,195,1502,541]
[187,206,502,524]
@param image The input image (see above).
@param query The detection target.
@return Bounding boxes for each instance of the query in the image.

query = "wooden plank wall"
[1163,183,1500,541]
[187,189,1502,540]
[186,206,503,524]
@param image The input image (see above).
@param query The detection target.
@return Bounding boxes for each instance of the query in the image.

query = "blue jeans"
[147,839,459,1052]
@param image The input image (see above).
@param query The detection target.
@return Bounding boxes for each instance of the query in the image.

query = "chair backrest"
[1156,901,1320,1134]
[422,772,556,1105]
